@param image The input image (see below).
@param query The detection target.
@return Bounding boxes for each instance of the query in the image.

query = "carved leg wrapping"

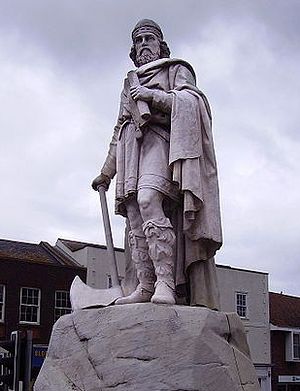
[115,229,155,305]
[143,217,176,305]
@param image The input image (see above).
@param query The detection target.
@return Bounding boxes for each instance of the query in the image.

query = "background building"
[56,238,125,289]
[0,238,86,383]
[217,265,271,391]
[270,292,300,391]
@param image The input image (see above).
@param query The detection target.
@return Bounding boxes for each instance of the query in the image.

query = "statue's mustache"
[137,47,154,56]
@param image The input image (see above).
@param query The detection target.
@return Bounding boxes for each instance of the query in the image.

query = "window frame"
[19,287,41,325]
[235,291,248,319]
[0,284,5,323]
[293,332,300,360]
[54,290,72,322]
[285,331,300,361]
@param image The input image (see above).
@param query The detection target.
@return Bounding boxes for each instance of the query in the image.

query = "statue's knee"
[138,189,164,220]
[137,191,152,211]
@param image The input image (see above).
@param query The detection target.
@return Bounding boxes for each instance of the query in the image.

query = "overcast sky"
[0,0,299,296]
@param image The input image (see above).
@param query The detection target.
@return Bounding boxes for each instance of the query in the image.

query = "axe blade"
[70,276,123,310]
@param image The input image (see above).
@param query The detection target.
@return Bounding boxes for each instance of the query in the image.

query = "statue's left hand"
[130,85,153,102]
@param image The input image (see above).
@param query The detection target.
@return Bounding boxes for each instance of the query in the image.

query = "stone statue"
[92,19,222,308]
[34,22,260,391]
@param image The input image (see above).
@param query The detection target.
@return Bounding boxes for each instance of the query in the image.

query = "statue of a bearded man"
[92,19,222,308]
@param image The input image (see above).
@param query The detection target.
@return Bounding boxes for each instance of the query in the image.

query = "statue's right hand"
[91,173,111,191]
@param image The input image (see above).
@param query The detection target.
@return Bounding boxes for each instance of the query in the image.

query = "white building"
[217,265,271,391]
[56,238,126,289]
[56,238,271,390]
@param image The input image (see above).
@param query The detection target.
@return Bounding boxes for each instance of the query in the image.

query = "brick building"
[270,292,300,391]
[0,238,86,344]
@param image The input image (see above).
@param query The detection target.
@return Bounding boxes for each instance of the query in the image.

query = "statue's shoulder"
[136,58,196,80]
[164,58,196,76]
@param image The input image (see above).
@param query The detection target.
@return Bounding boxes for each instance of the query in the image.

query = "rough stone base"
[34,304,260,391]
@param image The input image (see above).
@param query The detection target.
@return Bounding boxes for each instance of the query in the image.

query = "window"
[107,275,112,289]
[293,333,300,359]
[107,275,123,289]
[54,291,71,321]
[19,287,41,324]
[236,292,248,318]
[0,285,5,322]
[286,331,300,361]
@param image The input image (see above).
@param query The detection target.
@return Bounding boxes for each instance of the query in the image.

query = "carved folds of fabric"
[128,230,155,284]
[142,217,175,280]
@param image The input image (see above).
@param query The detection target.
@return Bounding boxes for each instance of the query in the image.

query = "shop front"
[277,376,300,391]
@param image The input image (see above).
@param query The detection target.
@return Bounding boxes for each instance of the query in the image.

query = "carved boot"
[143,217,176,305]
[115,229,155,304]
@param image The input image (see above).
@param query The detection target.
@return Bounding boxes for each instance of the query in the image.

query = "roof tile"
[0,239,84,268]
[270,292,300,328]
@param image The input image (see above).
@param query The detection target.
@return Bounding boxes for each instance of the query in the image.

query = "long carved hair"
[129,41,171,67]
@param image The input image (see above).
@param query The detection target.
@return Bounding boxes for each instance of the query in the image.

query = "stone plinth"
[34,304,259,391]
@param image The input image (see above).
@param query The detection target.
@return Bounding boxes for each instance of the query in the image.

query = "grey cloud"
[0,0,299,296]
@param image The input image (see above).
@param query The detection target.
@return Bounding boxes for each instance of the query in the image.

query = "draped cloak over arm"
[167,63,222,268]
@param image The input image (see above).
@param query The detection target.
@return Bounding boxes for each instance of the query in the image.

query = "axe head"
[70,276,123,310]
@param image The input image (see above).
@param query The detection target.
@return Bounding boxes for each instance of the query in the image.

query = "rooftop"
[270,291,300,328]
[216,263,268,275]
[57,238,125,253]
[0,238,84,268]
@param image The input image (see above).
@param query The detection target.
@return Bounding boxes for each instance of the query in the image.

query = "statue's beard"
[136,49,160,66]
